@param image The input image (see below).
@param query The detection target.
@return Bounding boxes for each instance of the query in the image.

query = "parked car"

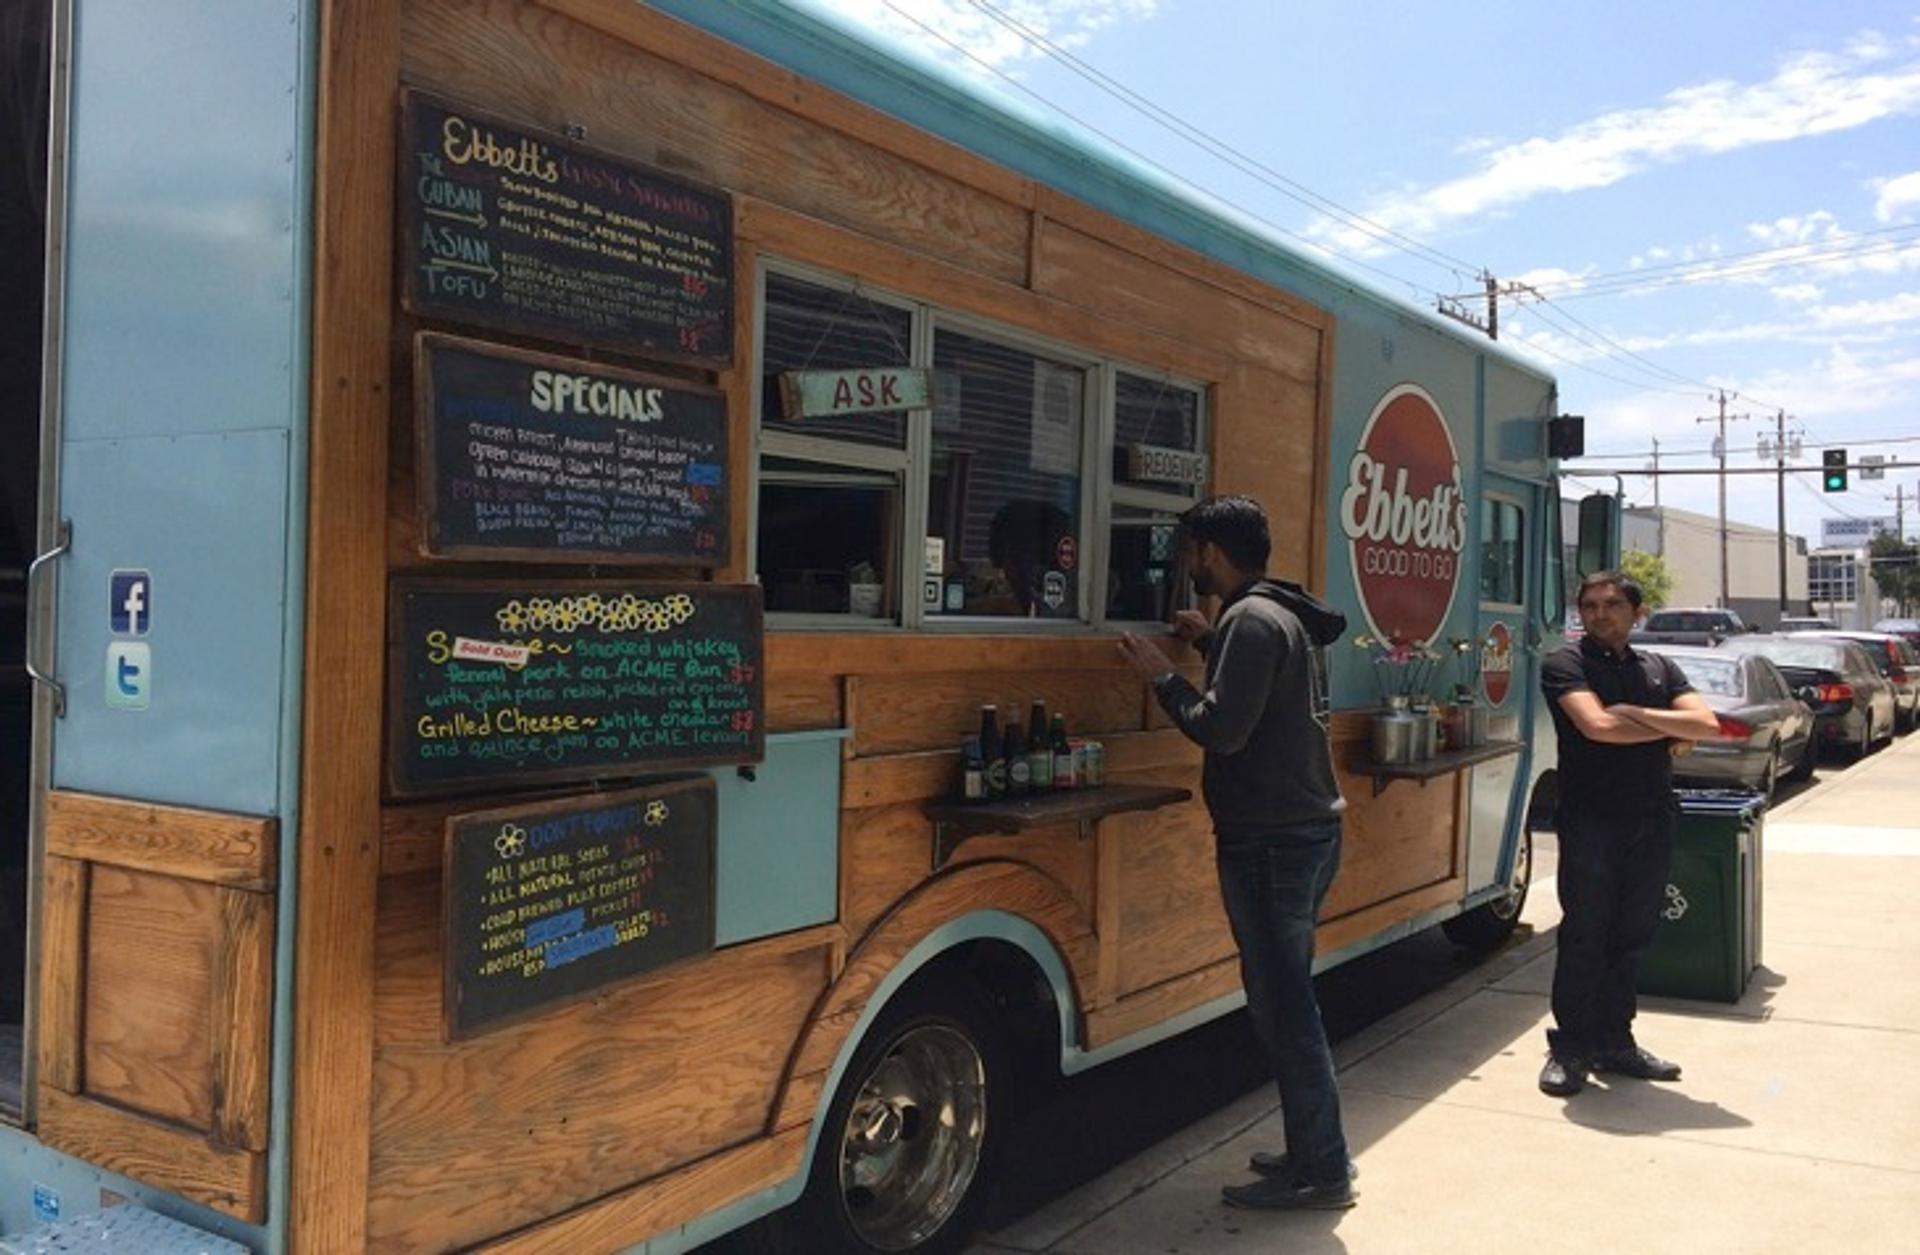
[1641,645,1816,794]
[1716,636,1898,758]
[1788,630,1920,731]
[1779,615,1839,631]
[1873,618,1920,648]
[1635,607,1753,646]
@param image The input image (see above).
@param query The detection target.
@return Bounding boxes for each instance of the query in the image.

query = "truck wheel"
[1443,822,1532,952]
[759,980,1007,1255]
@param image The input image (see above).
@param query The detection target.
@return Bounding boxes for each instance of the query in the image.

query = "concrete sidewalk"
[970,735,1920,1255]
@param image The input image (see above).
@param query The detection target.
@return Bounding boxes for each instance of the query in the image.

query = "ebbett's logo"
[1483,622,1514,705]
[1339,384,1466,646]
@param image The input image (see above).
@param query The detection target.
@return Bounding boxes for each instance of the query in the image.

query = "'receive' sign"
[1339,384,1467,646]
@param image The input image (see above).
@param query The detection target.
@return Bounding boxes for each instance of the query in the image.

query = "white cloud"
[1771,282,1825,303]
[825,0,1160,71]
[1313,38,1920,252]
[1872,170,1920,221]
[1748,211,1842,247]
[1511,265,1594,294]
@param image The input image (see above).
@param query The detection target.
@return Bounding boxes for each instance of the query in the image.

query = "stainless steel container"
[1372,708,1418,765]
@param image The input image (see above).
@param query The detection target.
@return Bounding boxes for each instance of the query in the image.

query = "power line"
[1520,224,1920,299]
[1541,232,1920,302]
[958,0,1483,278]
[1577,432,1920,461]
[874,0,1443,302]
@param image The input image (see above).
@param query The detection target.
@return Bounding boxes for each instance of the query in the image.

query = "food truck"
[0,1,1617,1251]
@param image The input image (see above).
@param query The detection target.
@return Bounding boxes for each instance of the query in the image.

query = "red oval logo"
[1339,385,1466,646]
[1482,621,1514,706]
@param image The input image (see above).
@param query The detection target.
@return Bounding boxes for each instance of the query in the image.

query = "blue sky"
[815,0,1920,549]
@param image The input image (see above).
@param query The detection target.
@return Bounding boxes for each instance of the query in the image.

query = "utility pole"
[1773,409,1790,616]
[1696,389,1751,609]
[1485,270,1499,341]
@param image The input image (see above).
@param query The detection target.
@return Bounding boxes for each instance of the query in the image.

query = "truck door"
[1464,473,1551,895]
[1,0,54,1126]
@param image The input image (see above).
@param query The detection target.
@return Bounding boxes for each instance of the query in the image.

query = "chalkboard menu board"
[415,334,728,564]
[443,780,716,1038]
[399,91,733,363]
[388,579,765,798]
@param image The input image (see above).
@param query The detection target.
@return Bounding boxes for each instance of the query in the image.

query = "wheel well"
[1527,770,1559,831]
[907,939,1063,1071]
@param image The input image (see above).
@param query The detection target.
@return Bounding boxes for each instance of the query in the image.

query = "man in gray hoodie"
[1119,494,1355,1211]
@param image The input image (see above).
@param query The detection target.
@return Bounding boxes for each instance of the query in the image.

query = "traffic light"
[1822,448,1848,492]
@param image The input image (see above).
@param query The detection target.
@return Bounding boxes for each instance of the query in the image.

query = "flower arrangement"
[1352,633,1442,705]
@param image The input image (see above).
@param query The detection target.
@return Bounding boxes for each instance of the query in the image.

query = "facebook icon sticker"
[110,569,152,636]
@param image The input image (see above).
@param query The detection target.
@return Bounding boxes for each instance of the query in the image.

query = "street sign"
[1819,516,1894,547]
[1859,454,1887,481]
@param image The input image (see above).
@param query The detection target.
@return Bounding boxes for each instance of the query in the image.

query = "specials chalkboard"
[443,780,716,1038]
[388,579,764,798]
[415,334,728,564]
[399,91,733,363]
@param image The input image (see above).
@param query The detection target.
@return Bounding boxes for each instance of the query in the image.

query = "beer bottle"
[979,706,1006,800]
[1027,700,1052,790]
[962,737,986,802]
[1005,721,1031,796]
[1051,714,1075,789]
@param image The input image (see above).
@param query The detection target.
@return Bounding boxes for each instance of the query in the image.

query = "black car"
[1642,645,1815,794]
[1789,630,1920,732]
[1717,636,1898,758]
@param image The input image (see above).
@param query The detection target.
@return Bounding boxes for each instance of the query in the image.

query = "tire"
[1443,821,1532,952]
[1760,743,1782,799]
[751,979,1008,1255]
[1785,732,1816,783]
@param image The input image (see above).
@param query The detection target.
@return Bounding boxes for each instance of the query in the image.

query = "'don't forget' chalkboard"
[415,334,729,564]
[399,90,733,363]
[443,779,716,1039]
[388,579,765,798]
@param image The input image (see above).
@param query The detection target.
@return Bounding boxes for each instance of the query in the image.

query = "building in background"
[1562,501,1810,629]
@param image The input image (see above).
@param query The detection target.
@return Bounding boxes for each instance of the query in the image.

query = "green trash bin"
[1637,789,1764,1003]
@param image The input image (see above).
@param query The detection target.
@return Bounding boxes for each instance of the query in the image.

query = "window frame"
[1478,493,1528,612]
[752,257,1213,633]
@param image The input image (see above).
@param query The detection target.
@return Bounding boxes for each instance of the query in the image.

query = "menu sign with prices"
[399,91,733,363]
[388,579,764,797]
[443,780,716,1038]
[415,334,728,564]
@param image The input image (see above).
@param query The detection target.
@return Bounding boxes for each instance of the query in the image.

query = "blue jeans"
[1215,820,1349,1186]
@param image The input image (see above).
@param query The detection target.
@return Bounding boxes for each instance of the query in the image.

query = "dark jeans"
[1549,804,1676,1060]
[1215,819,1348,1186]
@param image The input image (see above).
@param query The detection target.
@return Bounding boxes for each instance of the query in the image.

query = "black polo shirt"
[1541,636,1693,817]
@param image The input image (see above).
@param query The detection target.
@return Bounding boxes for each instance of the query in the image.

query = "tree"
[1619,547,1676,611]
[1868,533,1919,616]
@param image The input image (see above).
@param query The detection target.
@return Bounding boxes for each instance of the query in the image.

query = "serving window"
[753,262,1208,630]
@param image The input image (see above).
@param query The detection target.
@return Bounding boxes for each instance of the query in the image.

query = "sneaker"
[1538,1054,1587,1096]
[1248,1151,1360,1182]
[1222,1175,1356,1211]
[1593,1045,1682,1081]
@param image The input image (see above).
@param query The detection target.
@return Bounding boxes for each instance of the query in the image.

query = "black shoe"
[1593,1045,1682,1081]
[1248,1151,1360,1182]
[1538,1054,1588,1096]
[1222,1175,1357,1211]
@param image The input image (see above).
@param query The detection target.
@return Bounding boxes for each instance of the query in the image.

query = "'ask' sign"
[779,367,934,420]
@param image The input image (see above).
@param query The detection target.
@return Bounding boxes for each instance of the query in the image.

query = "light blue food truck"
[0,2,1617,1251]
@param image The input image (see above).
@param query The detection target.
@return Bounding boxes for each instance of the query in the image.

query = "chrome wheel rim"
[837,1023,988,1250]
[1489,826,1532,922]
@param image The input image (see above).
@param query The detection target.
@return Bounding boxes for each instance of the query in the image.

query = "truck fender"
[773,859,1090,1175]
